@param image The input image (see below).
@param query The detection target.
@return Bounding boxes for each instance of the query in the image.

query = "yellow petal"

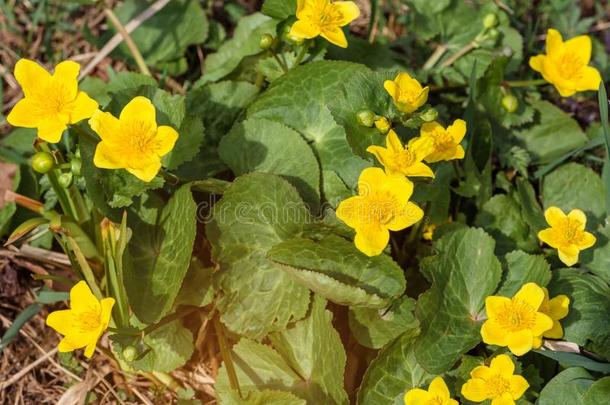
[70,281,100,313]
[386,130,403,152]
[578,231,596,250]
[544,321,564,339]
[420,121,444,138]
[564,35,592,64]
[415,86,429,108]
[485,295,511,318]
[533,334,543,348]
[404,162,434,178]
[7,98,40,128]
[448,119,467,143]
[480,319,509,346]
[14,59,51,97]
[529,55,545,73]
[538,228,560,248]
[70,91,99,124]
[509,375,529,399]
[548,295,570,320]
[38,117,68,144]
[461,378,488,402]
[89,111,121,146]
[334,1,360,26]
[544,206,566,227]
[155,126,179,156]
[46,309,76,335]
[556,84,577,98]
[100,298,115,331]
[358,167,386,196]
[58,336,86,353]
[428,376,450,399]
[395,72,418,89]
[127,160,162,182]
[384,80,397,98]
[514,282,545,310]
[453,145,465,160]
[290,19,320,39]
[545,29,564,57]
[120,96,157,128]
[490,354,515,377]
[566,209,586,229]
[507,329,534,356]
[321,26,348,48]
[558,246,579,267]
[576,66,602,92]
[354,225,389,256]
[52,60,80,101]
[380,174,414,204]
[470,365,492,380]
[531,312,553,336]
[94,141,124,169]
[336,196,365,229]
[387,201,423,232]
[366,145,391,169]
[404,388,431,405]
[491,392,516,405]
[84,340,98,358]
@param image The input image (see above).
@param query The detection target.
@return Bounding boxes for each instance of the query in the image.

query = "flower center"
[559,218,584,244]
[305,1,344,28]
[426,396,445,405]
[496,299,536,332]
[395,148,417,171]
[360,192,398,226]
[398,85,421,104]
[431,132,454,153]
[76,308,101,332]
[557,52,584,80]
[485,374,511,398]
[125,120,157,154]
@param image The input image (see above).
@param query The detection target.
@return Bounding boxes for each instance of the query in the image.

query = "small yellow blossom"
[89,96,179,182]
[422,223,437,241]
[537,207,596,267]
[366,130,435,178]
[538,287,570,339]
[336,167,424,256]
[529,29,601,97]
[404,376,458,405]
[384,72,429,114]
[289,0,360,48]
[374,116,391,134]
[461,354,529,405]
[481,283,553,356]
[7,59,98,143]
[46,281,114,358]
[420,120,466,163]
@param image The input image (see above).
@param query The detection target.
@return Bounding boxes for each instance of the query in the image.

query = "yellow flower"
[461,354,529,405]
[46,281,114,358]
[422,223,437,241]
[384,72,429,114]
[366,130,435,178]
[89,96,179,182]
[537,207,596,267]
[538,287,570,339]
[404,376,458,405]
[481,283,553,356]
[529,29,601,97]
[289,0,360,48]
[7,59,98,143]
[336,167,424,256]
[420,120,466,163]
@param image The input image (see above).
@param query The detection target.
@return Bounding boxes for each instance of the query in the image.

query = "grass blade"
[597,82,610,215]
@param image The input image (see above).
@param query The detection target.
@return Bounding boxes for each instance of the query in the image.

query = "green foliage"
[537,368,595,405]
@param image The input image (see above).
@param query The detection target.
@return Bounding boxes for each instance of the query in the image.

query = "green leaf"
[542,162,607,226]
[216,296,348,404]
[513,100,588,165]
[110,0,208,74]
[130,319,194,372]
[125,184,197,324]
[583,219,610,284]
[534,350,610,373]
[409,0,451,15]
[268,234,405,307]
[357,329,432,405]
[496,251,551,297]
[174,258,214,308]
[207,173,311,339]
[202,13,277,83]
[597,82,610,214]
[219,118,321,211]
[548,269,610,359]
[221,389,306,405]
[537,368,594,405]
[583,377,610,404]
[261,0,296,19]
[414,227,502,373]
[349,297,419,349]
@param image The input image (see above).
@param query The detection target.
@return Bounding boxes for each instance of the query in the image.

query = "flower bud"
[122,345,137,362]
[487,28,500,41]
[483,13,498,29]
[58,172,73,188]
[31,151,55,174]
[259,34,274,50]
[502,94,519,113]
[70,158,82,176]
[374,117,391,134]
[356,110,376,127]
[420,108,438,122]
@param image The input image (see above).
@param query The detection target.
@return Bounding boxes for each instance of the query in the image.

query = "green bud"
[259,34,274,50]
[487,28,500,41]
[286,33,305,45]
[58,172,73,188]
[70,158,82,176]
[420,108,438,123]
[502,94,519,113]
[31,152,55,174]
[356,110,376,127]
[122,345,137,362]
[483,13,498,29]
[374,117,391,134]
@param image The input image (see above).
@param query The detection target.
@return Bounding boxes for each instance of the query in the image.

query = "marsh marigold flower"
[384,72,429,114]
[404,376,458,405]
[7,59,98,143]
[46,281,114,358]
[366,130,435,178]
[336,167,424,256]
[538,207,596,267]
[481,283,553,356]
[461,354,529,405]
[538,287,570,339]
[420,120,466,163]
[529,29,601,97]
[289,0,360,48]
[89,96,179,182]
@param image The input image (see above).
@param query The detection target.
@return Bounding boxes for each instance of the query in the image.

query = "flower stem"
[214,316,242,398]
[423,44,448,70]
[504,79,547,88]
[104,7,152,76]
[293,40,310,67]
[440,41,479,68]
